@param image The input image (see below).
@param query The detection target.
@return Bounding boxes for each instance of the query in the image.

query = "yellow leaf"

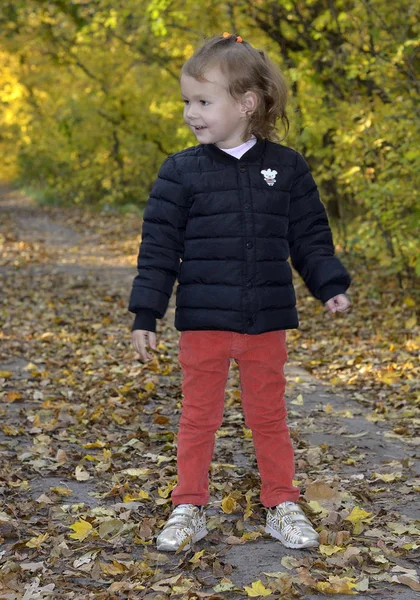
[381,373,399,385]
[189,549,205,563]
[337,410,353,418]
[75,465,90,481]
[405,316,417,329]
[0,371,13,379]
[221,493,238,514]
[244,580,272,597]
[324,403,335,413]
[83,440,106,449]
[111,412,126,425]
[158,481,176,498]
[123,489,149,502]
[82,454,98,462]
[122,468,151,477]
[344,506,372,524]
[26,533,49,548]
[23,363,37,371]
[4,392,22,402]
[307,500,328,517]
[119,382,133,395]
[402,542,419,551]
[403,296,416,307]
[341,166,360,179]
[100,560,127,575]
[2,425,20,435]
[372,472,401,482]
[242,426,253,439]
[244,490,253,520]
[68,519,93,541]
[144,381,155,392]
[291,393,304,405]
[316,576,357,594]
[50,486,73,496]
[242,531,262,541]
[319,544,344,556]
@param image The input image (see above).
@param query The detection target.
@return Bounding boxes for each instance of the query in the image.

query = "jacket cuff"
[319,284,349,304]
[132,310,156,332]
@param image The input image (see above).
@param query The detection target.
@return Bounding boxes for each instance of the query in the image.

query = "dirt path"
[0,188,419,599]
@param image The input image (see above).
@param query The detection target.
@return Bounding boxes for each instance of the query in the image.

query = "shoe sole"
[157,527,208,552]
[265,525,319,549]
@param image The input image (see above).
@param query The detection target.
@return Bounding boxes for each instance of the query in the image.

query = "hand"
[132,329,157,362]
[325,294,350,314]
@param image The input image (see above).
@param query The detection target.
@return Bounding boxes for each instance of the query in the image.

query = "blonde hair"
[181,34,289,142]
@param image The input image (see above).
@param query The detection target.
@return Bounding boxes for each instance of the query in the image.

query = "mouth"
[192,125,207,131]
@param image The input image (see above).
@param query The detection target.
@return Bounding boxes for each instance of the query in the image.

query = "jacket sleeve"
[287,152,351,303]
[128,156,189,331]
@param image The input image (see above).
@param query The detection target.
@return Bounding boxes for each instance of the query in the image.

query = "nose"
[184,102,199,121]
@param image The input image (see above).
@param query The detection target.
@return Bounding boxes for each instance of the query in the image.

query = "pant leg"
[171,331,231,506]
[235,330,300,507]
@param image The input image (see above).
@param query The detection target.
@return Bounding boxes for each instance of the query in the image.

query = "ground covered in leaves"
[0,187,419,600]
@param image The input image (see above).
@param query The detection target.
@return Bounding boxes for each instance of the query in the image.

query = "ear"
[240,91,258,116]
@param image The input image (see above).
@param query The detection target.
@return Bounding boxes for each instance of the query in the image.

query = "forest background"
[0,3,419,596]
[0,0,419,285]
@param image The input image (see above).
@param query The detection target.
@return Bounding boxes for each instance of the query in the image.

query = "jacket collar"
[202,138,267,165]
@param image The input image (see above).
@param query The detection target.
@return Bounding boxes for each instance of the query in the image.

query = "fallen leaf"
[68,519,93,541]
[372,472,402,482]
[291,393,304,405]
[316,575,358,594]
[75,465,90,481]
[221,493,238,514]
[319,544,343,556]
[123,490,149,502]
[304,481,341,502]
[243,579,272,597]
[0,371,13,378]
[26,533,49,548]
[391,575,420,591]
[189,549,205,563]
[50,486,73,496]
[344,506,372,524]
[213,577,235,592]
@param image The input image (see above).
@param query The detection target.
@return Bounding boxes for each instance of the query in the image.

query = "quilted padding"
[129,138,350,333]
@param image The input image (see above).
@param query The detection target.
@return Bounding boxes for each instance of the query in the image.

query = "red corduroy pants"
[171,330,300,507]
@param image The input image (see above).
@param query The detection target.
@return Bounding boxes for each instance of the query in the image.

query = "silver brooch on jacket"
[261,168,277,186]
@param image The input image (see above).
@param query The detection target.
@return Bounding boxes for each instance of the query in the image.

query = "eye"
[200,100,209,106]
[182,99,190,105]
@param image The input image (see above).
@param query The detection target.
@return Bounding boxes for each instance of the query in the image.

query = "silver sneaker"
[156,504,208,552]
[265,501,320,549]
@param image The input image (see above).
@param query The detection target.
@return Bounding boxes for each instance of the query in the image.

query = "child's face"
[181,67,250,149]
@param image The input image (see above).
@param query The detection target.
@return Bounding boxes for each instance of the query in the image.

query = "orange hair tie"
[222,32,243,43]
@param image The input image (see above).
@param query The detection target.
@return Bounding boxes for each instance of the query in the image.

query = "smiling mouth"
[193,126,207,131]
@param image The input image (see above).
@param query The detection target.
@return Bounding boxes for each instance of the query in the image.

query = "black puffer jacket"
[129,138,350,333]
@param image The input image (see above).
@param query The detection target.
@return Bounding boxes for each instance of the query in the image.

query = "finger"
[132,333,148,361]
[148,331,157,350]
[326,299,337,313]
[337,299,350,312]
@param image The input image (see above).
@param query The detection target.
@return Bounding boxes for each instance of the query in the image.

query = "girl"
[129,33,350,551]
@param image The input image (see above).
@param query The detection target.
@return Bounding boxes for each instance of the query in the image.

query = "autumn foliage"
[0,0,419,283]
